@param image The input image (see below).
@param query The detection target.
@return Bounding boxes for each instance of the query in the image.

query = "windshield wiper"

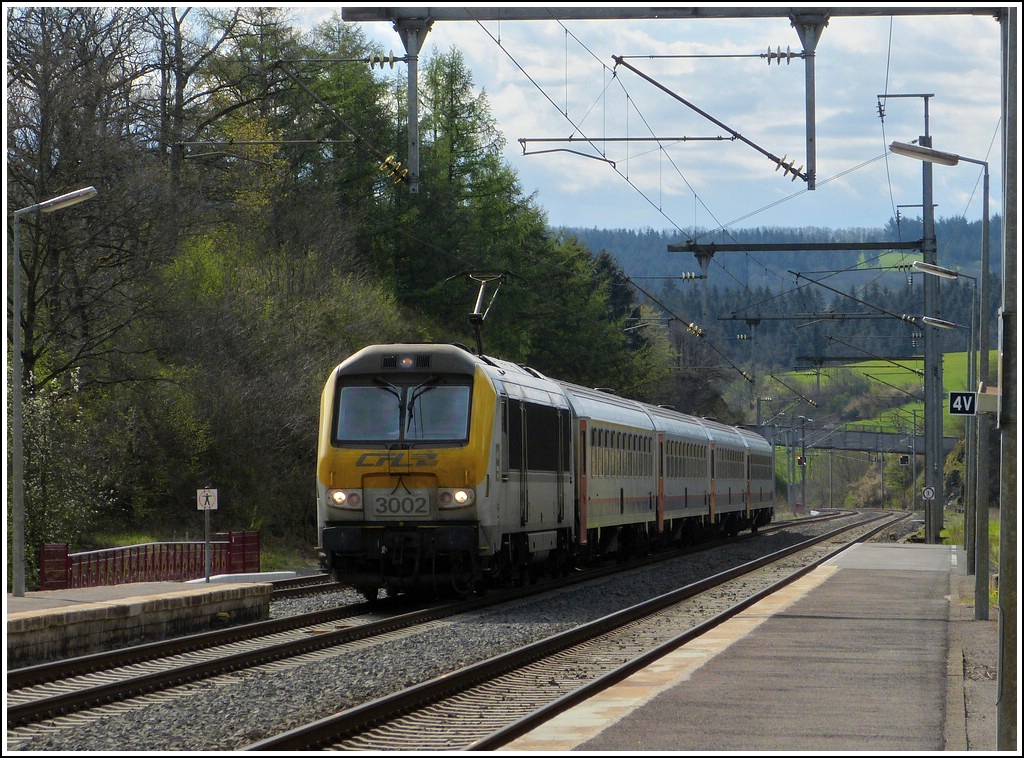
[406,377,439,433]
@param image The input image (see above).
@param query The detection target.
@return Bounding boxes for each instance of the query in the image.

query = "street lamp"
[892,138,993,623]
[914,261,981,569]
[888,139,945,545]
[10,186,98,597]
[889,140,961,166]
[911,260,960,279]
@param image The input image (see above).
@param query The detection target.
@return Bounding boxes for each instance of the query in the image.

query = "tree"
[7,7,188,581]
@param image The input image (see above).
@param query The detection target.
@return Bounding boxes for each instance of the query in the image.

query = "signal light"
[379,154,408,183]
[796,455,805,466]
[899,454,910,466]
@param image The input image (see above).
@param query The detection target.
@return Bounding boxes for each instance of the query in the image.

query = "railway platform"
[5,575,283,667]
[3,546,1003,751]
[501,542,1003,753]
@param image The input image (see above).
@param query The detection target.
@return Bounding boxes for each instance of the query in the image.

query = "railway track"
[5,511,880,749]
[247,511,902,751]
[268,573,348,600]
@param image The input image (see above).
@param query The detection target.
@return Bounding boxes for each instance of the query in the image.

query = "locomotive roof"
[337,345,771,453]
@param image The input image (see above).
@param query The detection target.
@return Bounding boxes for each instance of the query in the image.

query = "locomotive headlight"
[438,488,474,509]
[328,489,362,509]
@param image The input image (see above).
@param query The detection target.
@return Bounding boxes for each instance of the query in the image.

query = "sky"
[289,4,1011,238]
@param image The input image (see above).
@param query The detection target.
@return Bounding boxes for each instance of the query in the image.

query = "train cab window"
[335,386,400,441]
[408,384,471,441]
[333,377,471,444]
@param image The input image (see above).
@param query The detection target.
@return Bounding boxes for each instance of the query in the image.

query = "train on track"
[316,343,775,601]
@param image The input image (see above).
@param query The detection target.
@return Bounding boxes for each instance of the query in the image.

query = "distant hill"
[554,221,998,375]
[556,218,996,292]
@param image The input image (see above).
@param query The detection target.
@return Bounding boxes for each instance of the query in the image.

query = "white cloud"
[290,6,1007,232]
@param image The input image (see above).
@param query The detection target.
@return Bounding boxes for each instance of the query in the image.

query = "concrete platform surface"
[500,543,1004,753]
[6,580,272,666]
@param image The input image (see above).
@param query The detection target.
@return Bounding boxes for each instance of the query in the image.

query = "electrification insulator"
[679,272,701,280]
[686,322,705,338]
[766,45,796,65]
[774,155,802,181]
[736,334,749,341]
[369,51,397,69]
[877,99,886,122]
[378,154,408,183]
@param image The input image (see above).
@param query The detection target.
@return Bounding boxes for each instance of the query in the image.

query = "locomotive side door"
[556,407,567,524]
[518,399,528,526]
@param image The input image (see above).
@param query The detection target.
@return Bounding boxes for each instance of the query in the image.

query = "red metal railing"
[38,531,260,590]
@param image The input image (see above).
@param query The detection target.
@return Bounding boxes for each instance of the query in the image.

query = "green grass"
[261,543,321,573]
[79,531,321,574]
[781,349,997,435]
[941,509,1001,605]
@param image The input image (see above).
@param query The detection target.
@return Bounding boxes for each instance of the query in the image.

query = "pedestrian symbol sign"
[197,488,218,510]
[948,392,977,415]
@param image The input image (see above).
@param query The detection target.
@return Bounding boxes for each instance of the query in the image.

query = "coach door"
[518,401,529,525]
[656,432,665,535]
[504,395,528,526]
[555,408,567,523]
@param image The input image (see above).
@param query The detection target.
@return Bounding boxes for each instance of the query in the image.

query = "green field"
[779,349,996,435]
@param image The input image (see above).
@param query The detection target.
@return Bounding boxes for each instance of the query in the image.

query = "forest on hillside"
[564,223,1001,374]
[7,7,678,577]
[7,8,997,586]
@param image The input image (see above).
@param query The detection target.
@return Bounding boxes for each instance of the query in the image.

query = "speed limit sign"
[922,485,935,501]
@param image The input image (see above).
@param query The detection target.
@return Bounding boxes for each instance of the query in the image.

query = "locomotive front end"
[316,345,495,600]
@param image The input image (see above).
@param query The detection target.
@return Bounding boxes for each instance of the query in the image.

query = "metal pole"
[204,508,212,582]
[975,164,991,621]
[395,18,431,194]
[9,187,97,597]
[911,410,918,516]
[920,128,943,545]
[996,8,1016,747]
[963,273,977,574]
[800,420,807,510]
[11,210,26,597]
[829,447,833,510]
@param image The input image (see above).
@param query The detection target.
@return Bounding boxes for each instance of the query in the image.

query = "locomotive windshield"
[333,375,471,444]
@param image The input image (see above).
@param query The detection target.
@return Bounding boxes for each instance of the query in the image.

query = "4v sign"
[948,392,977,415]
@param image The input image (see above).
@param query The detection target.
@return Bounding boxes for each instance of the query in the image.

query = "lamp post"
[915,261,982,572]
[888,139,946,545]
[10,186,98,597]
[894,139,992,622]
